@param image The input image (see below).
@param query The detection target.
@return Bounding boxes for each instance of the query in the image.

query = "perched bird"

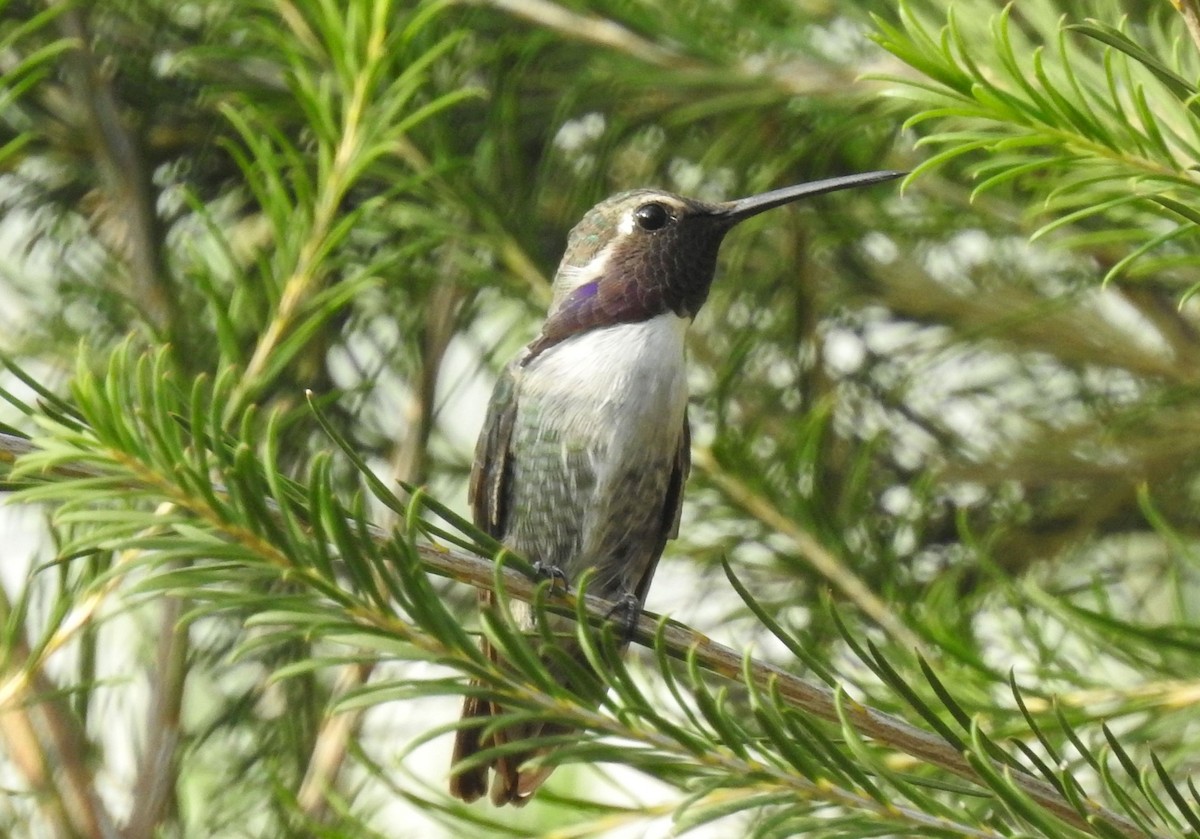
[450,171,904,806]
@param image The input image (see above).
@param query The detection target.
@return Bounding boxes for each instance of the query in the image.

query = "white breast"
[521,312,691,450]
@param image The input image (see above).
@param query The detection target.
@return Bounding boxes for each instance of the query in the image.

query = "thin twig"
[474,0,690,68]
[388,283,464,487]
[296,661,374,816]
[1172,0,1200,57]
[297,287,463,819]
[0,587,119,839]
[124,583,188,839]
[472,0,854,97]
[51,4,180,347]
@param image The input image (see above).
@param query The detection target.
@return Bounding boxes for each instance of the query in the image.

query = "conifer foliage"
[1,1,1199,836]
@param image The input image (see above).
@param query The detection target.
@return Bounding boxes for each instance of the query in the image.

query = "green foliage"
[874,0,1200,289]
[2,0,1200,837]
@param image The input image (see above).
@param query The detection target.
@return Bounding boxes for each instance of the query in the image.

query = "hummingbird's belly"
[507,313,690,596]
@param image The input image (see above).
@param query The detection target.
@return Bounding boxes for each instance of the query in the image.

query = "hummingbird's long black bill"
[718,170,906,223]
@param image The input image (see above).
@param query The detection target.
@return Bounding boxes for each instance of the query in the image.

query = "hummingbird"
[449,170,904,806]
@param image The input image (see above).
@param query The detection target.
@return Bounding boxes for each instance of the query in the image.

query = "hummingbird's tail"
[448,691,491,803]
[449,586,617,805]
[449,687,562,806]
[449,595,570,807]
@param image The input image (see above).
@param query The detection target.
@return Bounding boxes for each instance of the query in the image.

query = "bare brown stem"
[295,662,374,816]
[472,0,857,97]
[124,592,188,839]
[51,4,181,350]
[389,283,464,487]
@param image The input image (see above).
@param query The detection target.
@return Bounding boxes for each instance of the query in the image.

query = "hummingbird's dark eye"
[634,202,670,231]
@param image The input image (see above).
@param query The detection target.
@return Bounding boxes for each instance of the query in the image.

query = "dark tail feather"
[449,685,562,807]
[448,691,490,803]
[488,728,558,807]
[450,595,588,806]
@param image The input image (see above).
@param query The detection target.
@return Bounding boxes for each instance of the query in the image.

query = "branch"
[0,429,1162,838]
[296,662,374,817]
[1172,0,1200,57]
[415,541,1159,839]
[474,0,871,98]
[51,4,181,349]
[474,0,690,68]
[124,588,187,839]
[0,588,119,839]
[298,287,463,819]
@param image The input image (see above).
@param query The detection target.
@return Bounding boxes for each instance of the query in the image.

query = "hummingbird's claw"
[532,560,570,592]
[605,592,642,644]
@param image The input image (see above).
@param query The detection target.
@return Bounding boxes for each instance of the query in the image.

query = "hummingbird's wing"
[452,360,539,805]
[634,411,690,605]
[468,360,520,537]
[666,413,691,539]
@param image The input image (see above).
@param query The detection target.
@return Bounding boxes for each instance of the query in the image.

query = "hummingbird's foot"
[605,592,642,644]
[532,560,570,592]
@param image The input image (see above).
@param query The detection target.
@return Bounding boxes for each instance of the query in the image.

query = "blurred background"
[2,0,1200,836]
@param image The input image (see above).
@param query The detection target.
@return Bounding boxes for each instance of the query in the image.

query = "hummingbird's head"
[548,188,726,320]
[528,170,904,360]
